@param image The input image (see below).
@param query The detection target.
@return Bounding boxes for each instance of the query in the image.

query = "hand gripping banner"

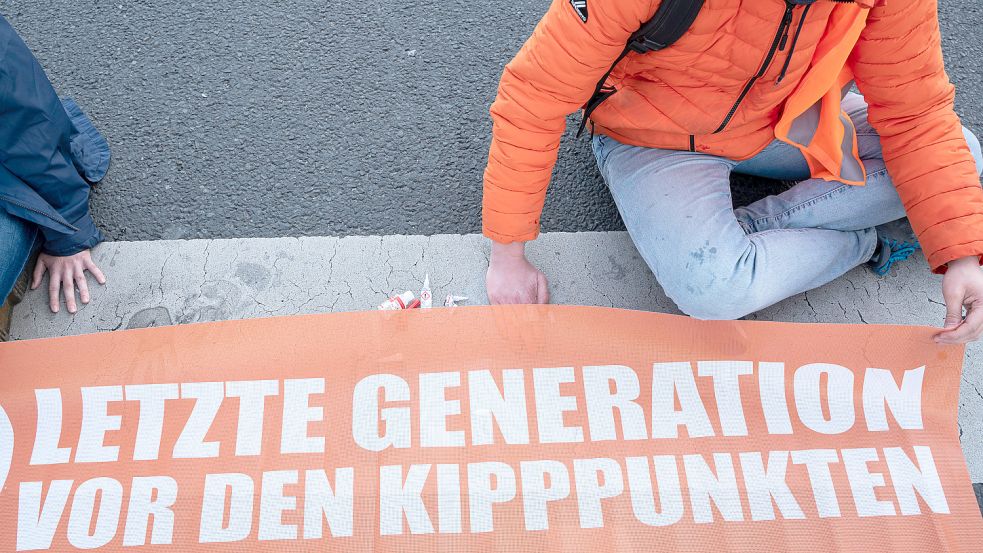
[0,305,980,551]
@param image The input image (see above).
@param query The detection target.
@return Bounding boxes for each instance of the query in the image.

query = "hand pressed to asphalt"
[31,250,107,314]
[935,255,983,344]
[486,241,549,305]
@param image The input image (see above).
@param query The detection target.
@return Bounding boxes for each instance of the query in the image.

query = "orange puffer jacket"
[482,0,983,273]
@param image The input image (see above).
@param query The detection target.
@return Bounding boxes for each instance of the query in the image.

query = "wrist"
[491,240,527,261]
[947,255,980,272]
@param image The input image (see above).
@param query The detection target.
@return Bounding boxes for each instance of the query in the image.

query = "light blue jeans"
[592,93,983,319]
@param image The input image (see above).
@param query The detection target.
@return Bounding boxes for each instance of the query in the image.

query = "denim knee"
[665,284,755,320]
[964,126,983,176]
[657,269,755,321]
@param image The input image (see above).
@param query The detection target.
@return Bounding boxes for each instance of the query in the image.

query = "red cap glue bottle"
[378,291,415,310]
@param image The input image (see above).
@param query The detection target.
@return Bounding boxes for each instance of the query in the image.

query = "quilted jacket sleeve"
[848,0,983,273]
[482,0,657,243]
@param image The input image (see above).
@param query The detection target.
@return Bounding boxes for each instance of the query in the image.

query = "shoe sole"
[1,253,37,341]
[7,251,37,307]
[0,301,11,342]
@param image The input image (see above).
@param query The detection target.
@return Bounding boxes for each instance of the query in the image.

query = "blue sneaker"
[867,237,920,276]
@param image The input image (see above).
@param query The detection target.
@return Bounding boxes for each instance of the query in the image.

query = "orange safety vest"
[776,3,868,186]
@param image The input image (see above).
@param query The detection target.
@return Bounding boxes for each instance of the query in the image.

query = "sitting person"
[482,0,983,344]
[0,16,110,340]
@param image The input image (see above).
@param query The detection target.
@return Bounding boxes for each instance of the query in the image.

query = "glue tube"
[444,295,468,307]
[378,291,415,310]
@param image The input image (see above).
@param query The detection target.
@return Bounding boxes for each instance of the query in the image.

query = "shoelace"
[872,238,920,276]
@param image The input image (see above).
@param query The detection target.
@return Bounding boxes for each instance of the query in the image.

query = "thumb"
[30,258,46,290]
[943,291,964,329]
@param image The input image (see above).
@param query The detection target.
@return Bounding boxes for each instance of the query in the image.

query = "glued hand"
[31,250,107,314]
[486,241,549,305]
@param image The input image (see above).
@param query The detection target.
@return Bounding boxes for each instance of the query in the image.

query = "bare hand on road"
[486,241,549,305]
[31,250,107,314]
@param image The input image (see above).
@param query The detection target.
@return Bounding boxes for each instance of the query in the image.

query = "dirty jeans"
[591,93,983,320]
[0,207,40,303]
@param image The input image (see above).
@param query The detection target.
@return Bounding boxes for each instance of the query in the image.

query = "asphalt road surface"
[2,0,981,240]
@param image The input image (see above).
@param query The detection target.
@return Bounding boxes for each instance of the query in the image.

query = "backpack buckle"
[628,36,667,53]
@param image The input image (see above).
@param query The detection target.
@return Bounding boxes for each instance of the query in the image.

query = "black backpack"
[576,0,706,137]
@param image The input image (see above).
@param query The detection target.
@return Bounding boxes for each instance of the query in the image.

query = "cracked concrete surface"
[7,231,983,484]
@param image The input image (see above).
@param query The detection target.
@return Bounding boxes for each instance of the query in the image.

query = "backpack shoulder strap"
[576,0,706,137]
[628,0,706,54]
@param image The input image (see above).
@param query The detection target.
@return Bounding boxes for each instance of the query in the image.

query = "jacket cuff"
[482,224,540,244]
[62,97,112,183]
[40,211,104,256]
[928,248,983,275]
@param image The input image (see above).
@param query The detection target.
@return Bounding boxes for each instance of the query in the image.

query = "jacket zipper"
[776,2,812,84]
[712,0,797,134]
[0,195,79,232]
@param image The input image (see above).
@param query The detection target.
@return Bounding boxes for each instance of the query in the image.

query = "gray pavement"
[9,231,983,487]
[1,0,980,240]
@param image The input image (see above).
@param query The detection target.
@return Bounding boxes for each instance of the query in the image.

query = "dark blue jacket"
[0,16,110,256]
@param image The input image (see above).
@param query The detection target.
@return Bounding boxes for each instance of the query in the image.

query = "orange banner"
[0,305,980,551]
